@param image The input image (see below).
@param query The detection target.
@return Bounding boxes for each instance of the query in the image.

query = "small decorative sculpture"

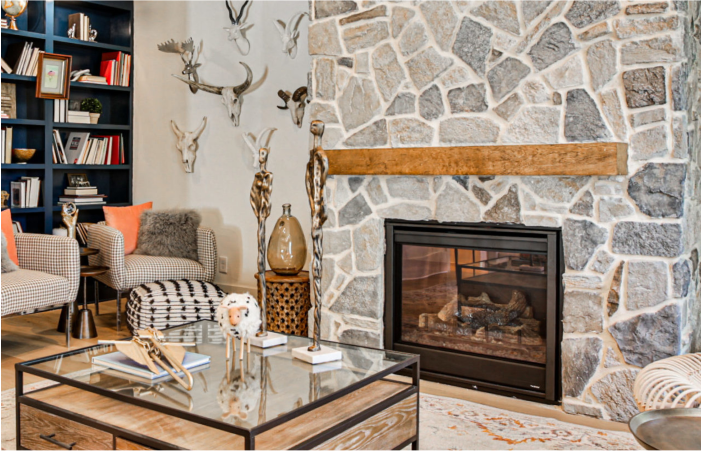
[61,202,78,240]
[218,355,261,422]
[242,127,276,169]
[67,23,76,39]
[173,62,252,127]
[70,69,90,82]
[292,121,341,365]
[224,0,253,55]
[89,26,98,42]
[216,293,262,360]
[99,328,196,390]
[250,144,273,339]
[274,12,308,59]
[158,38,203,94]
[1,191,8,208]
[2,0,27,31]
[277,87,308,128]
[170,117,207,173]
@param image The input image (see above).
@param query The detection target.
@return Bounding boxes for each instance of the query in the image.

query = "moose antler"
[159,38,204,94]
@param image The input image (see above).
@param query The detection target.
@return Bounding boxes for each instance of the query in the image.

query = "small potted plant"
[80,98,102,124]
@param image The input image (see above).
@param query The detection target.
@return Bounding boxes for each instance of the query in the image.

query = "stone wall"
[307,0,701,422]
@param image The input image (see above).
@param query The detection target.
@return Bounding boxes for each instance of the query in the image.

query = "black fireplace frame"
[384,220,563,404]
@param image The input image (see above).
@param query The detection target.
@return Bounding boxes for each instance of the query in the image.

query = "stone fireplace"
[308,0,701,422]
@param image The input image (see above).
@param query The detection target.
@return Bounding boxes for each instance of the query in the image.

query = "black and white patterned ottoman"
[126,280,227,331]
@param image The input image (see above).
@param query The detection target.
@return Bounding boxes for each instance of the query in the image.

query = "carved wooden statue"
[250,146,273,338]
[61,202,78,240]
[305,121,328,352]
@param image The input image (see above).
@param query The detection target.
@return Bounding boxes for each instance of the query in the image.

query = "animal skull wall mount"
[277,87,308,128]
[158,38,203,94]
[173,62,253,127]
[224,0,253,55]
[242,127,277,169]
[274,12,308,59]
[171,117,207,173]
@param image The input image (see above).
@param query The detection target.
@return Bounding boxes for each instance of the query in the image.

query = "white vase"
[89,113,100,124]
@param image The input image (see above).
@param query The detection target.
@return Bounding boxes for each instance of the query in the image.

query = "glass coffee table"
[16,321,420,450]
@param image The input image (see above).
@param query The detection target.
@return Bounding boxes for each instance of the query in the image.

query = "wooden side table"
[255,270,311,336]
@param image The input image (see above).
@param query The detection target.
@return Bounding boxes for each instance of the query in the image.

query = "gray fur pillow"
[1,232,19,273]
[134,210,201,261]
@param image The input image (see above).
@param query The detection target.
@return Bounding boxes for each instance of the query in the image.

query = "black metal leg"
[94,279,100,315]
[116,290,121,331]
[413,360,420,451]
[65,302,72,347]
[15,366,22,450]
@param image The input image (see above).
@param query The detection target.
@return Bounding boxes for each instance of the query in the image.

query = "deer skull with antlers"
[158,38,203,94]
[173,62,253,127]
[277,87,308,128]
[224,0,252,55]
[274,11,308,59]
[171,117,207,173]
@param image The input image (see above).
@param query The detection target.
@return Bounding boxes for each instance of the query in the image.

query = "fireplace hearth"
[384,220,563,403]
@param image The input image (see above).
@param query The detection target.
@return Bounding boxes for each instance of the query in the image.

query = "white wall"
[134,1,313,292]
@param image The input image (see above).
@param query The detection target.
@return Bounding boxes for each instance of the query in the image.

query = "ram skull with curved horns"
[224,0,253,55]
[278,87,308,128]
[274,12,308,59]
[157,38,203,94]
[173,62,252,127]
[171,117,207,173]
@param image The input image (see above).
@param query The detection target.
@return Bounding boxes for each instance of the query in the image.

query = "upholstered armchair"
[86,223,217,330]
[1,233,80,346]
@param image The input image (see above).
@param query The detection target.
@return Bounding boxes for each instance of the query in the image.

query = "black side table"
[72,265,109,339]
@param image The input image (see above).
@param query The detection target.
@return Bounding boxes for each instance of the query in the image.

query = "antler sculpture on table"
[173,62,252,127]
[224,0,253,55]
[277,87,308,128]
[158,38,203,94]
[274,11,308,59]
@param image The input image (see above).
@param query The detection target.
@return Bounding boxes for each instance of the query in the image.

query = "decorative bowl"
[12,148,36,163]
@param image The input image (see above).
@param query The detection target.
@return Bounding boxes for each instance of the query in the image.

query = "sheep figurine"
[216,292,262,360]
[217,357,261,423]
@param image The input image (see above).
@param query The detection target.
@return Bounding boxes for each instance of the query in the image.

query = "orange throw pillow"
[104,202,153,255]
[1,209,18,265]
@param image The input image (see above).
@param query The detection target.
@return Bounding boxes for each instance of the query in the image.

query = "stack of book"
[59,185,106,206]
[1,19,8,29]
[1,83,16,119]
[2,126,12,163]
[77,74,108,85]
[100,51,131,87]
[4,42,43,76]
[68,13,91,41]
[68,110,91,124]
[54,101,94,124]
[10,177,41,208]
[63,131,125,165]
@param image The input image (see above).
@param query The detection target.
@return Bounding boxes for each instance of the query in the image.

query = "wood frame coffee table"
[15,321,420,450]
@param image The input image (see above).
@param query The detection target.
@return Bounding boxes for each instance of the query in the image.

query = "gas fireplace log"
[458,290,528,328]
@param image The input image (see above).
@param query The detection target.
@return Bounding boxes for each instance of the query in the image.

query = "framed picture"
[67,173,90,187]
[36,53,72,99]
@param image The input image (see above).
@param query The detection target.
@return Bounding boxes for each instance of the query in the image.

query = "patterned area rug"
[1,383,640,450]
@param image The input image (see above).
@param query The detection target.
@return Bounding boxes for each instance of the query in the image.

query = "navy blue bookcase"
[1,0,133,234]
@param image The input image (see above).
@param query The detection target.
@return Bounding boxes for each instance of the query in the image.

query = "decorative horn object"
[171,117,207,173]
[61,202,78,240]
[243,127,277,169]
[277,86,308,128]
[291,121,342,365]
[99,328,197,391]
[224,0,253,55]
[173,62,252,127]
[274,11,308,59]
[158,38,204,94]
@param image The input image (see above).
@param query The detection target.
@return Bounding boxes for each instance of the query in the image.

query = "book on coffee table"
[92,351,210,380]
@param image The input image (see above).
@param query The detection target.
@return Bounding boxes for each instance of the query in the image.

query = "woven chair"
[634,353,701,411]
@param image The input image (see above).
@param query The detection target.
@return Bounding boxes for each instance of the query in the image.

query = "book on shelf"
[100,52,131,87]
[67,110,91,124]
[1,58,12,74]
[92,351,211,381]
[10,177,41,208]
[1,19,8,29]
[68,13,92,41]
[2,83,16,119]
[2,126,13,164]
[59,195,107,204]
[12,221,23,235]
[4,42,42,76]
[53,99,69,123]
[77,75,108,85]
[52,129,68,164]
[60,132,123,165]
[64,186,98,195]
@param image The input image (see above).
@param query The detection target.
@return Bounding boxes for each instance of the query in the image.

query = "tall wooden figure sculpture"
[292,120,342,364]
[249,142,287,348]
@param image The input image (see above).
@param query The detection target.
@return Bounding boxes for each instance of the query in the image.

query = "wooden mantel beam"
[325,143,628,176]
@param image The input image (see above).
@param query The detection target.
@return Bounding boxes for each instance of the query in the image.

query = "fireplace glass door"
[400,246,547,364]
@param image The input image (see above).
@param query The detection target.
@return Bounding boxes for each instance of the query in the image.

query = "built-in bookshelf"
[1,0,133,234]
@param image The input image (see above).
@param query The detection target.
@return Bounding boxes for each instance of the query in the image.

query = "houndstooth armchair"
[87,223,217,330]
[1,233,80,346]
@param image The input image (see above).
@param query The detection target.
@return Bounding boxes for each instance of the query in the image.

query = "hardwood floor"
[1,299,628,434]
